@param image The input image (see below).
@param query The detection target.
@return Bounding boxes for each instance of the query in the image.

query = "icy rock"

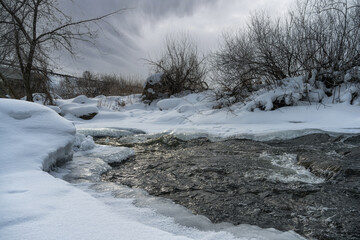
[60,103,99,120]
[142,73,170,102]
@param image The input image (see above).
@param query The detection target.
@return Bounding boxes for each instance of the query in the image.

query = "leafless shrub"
[145,33,208,98]
[212,0,360,103]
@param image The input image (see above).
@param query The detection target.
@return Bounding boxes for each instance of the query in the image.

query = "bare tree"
[0,0,125,102]
[291,0,360,86]
[146,33,208,97]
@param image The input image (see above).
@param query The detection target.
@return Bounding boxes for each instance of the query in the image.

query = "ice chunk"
[73,133,96,151]
[77,128,140,138]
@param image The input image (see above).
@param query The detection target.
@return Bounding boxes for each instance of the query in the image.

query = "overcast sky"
[58,0,295,79]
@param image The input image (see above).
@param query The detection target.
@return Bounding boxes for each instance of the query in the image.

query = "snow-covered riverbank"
[61,92,360,140]
[1,94,360,240]
[0,99,305,240]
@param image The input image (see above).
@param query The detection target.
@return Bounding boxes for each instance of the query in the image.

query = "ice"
[73,133,96,151]
[82,145,135,164]
[53,133,135,183]
[86,182,305,240]
[2,100,245,240]
[77,127,145,138]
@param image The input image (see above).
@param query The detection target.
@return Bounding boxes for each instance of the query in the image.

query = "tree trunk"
[23,71,33,102]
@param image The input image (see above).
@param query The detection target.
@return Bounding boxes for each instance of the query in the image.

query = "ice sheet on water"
[58,156,111,183]
[231,128,344,142]
[86,145,135,164]
[77,127,145,138]
[89,182,305,240]
[116,132,171,144]
[53,146,134,184]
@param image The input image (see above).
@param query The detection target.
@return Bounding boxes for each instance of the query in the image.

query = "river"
[53,131,360,240]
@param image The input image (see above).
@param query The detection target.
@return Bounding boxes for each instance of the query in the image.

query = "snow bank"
[0,100,220,240]
[73,91,360,140]
[157,98,183,110]
[57,95,99,119]
[0,99,75,172]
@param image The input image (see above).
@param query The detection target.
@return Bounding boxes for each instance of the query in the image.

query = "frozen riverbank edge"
[0,99,306,240]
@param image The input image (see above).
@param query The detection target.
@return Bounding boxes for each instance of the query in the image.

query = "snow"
[157,98,184,110]
[0,98,306,240]
[145,73,163,86]
[2,85,360,240]
[56,95,99,119]
[78,91,360,141]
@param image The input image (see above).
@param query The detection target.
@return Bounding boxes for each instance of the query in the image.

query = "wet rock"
[344,135,360,145]
[297,153,342,180]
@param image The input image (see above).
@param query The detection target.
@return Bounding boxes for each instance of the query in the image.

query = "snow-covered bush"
[142,73,170,103]
[211,0,360,107]
[243,75,360,112]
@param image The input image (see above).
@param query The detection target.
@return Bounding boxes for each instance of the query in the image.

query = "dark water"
[99,133,360,240]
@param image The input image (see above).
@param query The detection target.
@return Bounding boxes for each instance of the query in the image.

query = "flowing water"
[53,130,360,240]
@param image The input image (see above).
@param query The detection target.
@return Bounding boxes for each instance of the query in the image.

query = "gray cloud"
[57,0,293,79]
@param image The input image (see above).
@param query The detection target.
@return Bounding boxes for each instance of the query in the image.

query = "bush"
[144,33,208,102]
[211,0,360,104]
[55,71,143,99]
